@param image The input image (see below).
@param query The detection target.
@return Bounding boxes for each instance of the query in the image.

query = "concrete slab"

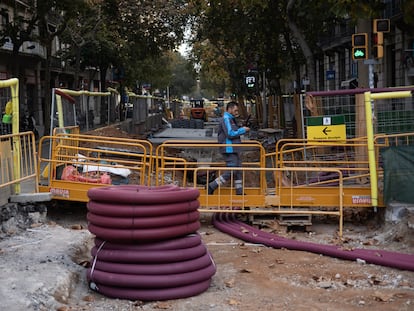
[10,192,52,203]
[153,128,215,138]
[149,128,216,144]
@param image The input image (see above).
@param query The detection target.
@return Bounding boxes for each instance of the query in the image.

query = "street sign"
[306,115,346,141]
[326,70,335,80]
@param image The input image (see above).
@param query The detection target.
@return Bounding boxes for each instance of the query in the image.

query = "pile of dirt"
[84,124,147,141]
[0,202,47,238]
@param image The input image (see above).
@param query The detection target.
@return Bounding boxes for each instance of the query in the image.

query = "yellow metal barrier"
[52,125,81,136]
[364,91,412,207]
[0,78,21,194]
[56,89,111,97]
[155,140,266,189]
[0,132,38,202]
[275,140,369,179]
[269,138,379,207]
[374,132,414,147]
[154,140,347,235]
[269,131,414,208]
[52,88,117,131]
[373,131,414,185]
[38,133,153,202]
[155,158,345,236]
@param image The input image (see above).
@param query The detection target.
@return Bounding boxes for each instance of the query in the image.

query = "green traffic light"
[354,50,365,57]
[352,47,367,60]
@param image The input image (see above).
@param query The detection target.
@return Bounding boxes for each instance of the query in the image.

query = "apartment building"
[316,0,413,91]
[0,0,92,134]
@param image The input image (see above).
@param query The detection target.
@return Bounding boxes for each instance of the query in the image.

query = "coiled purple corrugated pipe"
[86,185,216,301]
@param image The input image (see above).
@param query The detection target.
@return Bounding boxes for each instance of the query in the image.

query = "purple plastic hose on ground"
[212,213,414,271]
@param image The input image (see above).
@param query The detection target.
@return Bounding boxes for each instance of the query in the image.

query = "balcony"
[21,41,46,58]
[0,38,46,58]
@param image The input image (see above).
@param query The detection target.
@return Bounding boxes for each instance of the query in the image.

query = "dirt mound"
[0,202,47,238]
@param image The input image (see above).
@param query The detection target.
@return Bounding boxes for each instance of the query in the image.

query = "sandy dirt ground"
[1,202,413,311]
[1,126,413,310]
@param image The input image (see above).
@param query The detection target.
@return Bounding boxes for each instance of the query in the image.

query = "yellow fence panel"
[0,132,38,204]
[38,133,153,202]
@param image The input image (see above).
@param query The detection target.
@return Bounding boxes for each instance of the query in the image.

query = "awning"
[341,78,358,89]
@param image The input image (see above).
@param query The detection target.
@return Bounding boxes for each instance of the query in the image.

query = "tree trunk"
[287,0,316,91]
[99,65,108,125]
[43,43,52,134]
[74,46,81,90]
[283,32,301,93]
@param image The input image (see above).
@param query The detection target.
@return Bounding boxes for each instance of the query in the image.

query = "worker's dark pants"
[221,153,242,182]
[209,153,243,193]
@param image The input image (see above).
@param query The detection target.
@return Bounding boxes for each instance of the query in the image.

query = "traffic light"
[245,74,257,94]
[372,19,389,59]
[245,75,256,88]
[352,33,368,60]
[372,32,384,58]
[373,19,390,33]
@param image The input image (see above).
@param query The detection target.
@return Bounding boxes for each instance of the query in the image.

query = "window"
[0,8,9,26]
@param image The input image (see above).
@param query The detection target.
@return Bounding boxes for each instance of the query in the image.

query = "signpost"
[306,115,346,141]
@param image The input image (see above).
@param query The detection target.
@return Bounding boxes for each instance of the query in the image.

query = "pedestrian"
[207,101,250,195]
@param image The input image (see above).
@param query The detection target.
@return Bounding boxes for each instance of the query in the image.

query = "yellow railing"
[155,159,345,236]
[38,133,153,201]
[0,131,38,197]
[155,140,266,189]
[270,138,371,189]
[364,91,412,207]
[56,89,111,97]
[52,125,81,136]
[52,88,117,129]
[374,131,414,179]
[0,78,21,194]
[374,132,414,148]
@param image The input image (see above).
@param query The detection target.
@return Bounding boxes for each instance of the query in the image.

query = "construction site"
[1,79,414,310]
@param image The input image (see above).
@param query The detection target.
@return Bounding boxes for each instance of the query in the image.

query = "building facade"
[0,0,100,135]
[315,0,413,91]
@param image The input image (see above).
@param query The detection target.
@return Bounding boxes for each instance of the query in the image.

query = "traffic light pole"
[364,59,376,89]
[363,58,378,211]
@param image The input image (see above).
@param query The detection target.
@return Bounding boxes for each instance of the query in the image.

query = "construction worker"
[1,100,12,134]
[2,100,12,123]
[207,101,250,195]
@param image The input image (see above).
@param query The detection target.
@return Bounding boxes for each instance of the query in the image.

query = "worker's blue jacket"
[217,111,246,154]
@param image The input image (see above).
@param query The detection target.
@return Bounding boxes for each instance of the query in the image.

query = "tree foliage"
[104,0,190,85]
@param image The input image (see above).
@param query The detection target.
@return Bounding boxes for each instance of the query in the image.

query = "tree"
[36,0,87,132]
[169,51,197,99]
[191,1,296,98]
[0,1,38,101]
[59,2,121,123]
[113,0,190,85]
